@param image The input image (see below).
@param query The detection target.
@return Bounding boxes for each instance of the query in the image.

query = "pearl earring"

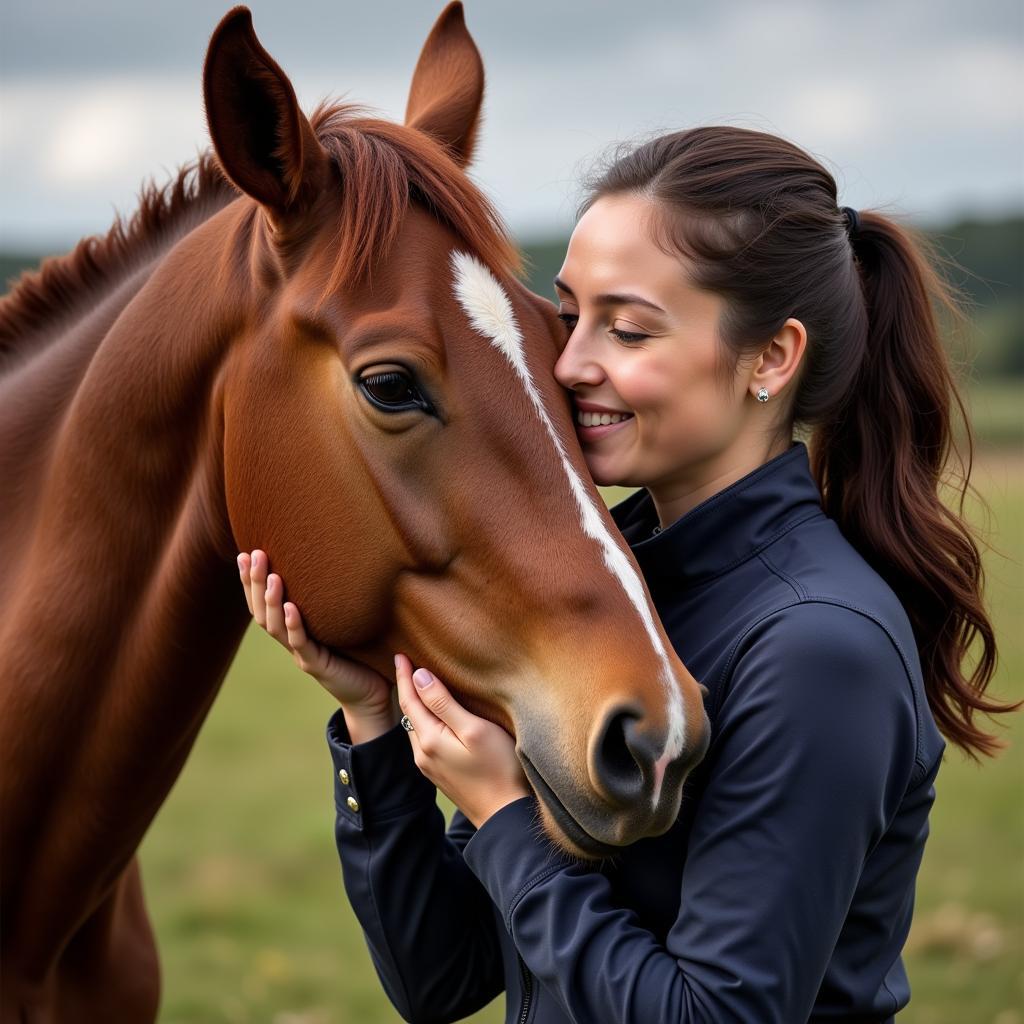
[756,387,770,403]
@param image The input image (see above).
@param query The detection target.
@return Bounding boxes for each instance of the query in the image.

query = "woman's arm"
[327,712,505,1023]
[459,601,924,1023]
[237,552,505,1023]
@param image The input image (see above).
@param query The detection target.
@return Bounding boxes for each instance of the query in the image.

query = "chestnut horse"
[0,4,708,1020]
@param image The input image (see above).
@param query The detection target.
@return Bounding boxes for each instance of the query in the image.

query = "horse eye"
[359,370,431,413]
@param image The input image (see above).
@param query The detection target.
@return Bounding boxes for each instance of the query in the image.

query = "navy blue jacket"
[326,441,945,1023]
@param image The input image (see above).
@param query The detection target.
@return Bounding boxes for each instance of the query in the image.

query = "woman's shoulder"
[731,595,916,683]
[758,510,918,647]
[717,595,943,787]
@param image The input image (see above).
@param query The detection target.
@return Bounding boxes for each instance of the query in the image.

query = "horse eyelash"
[359,369,438,416]
[362,370,405,388]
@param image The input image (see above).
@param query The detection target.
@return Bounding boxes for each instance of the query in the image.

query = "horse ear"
[203,7,328,217]
[405,2,485,167]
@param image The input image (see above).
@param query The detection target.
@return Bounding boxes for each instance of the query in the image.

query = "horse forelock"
[309,101,521,301]
[0,152,236,364]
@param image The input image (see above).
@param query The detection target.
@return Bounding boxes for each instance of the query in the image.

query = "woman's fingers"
[283,601,310,654]
[243,554,311,659]
[281,599,365,697]
[237,552,254,615]
[394,654,529,826]
[283,602,329,677]
[264,573,287,641]
[395,653,475,747]
[394,654,439,744]
[237,551,286,646]
[249,549,268,626]
[235,551,393,718]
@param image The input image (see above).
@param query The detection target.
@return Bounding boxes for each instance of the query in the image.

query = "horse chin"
[519,753,628,861]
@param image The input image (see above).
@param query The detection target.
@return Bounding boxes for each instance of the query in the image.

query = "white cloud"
[0,76,207,244]
[0,3,1021,250]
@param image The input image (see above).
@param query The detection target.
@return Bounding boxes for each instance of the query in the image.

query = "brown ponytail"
[814,214,1013,758]
[582,127,1017,758]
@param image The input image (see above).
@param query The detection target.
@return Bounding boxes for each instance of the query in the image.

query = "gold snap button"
[346,796,360,813]
[339,769,350,785]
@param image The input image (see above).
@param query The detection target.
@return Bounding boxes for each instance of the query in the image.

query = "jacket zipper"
[517,952,533,1024]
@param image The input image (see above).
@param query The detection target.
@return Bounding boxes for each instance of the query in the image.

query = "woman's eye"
[557,312,578,332]
[610,327,649,343]
[358,370,432,413]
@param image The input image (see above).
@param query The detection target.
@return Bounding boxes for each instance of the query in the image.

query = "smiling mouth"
[574,414,634,443]
[575,409,634,427]
[519,752,621,858]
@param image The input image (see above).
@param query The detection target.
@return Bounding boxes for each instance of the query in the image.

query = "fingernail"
[394,654,401,672]
[236,555,245,571]
[412,668,434,690]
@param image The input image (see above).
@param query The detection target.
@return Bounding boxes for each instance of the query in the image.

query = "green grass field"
[140,451,1024,1024]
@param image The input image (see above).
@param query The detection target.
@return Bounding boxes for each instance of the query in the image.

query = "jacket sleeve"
[327,710,503,1024]
[461,602,924,1024]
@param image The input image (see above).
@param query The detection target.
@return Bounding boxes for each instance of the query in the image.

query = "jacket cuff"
[326,707,436,831]
[462,796,575,928]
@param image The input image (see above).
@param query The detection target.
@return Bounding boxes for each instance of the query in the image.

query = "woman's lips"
[572,398,635,443]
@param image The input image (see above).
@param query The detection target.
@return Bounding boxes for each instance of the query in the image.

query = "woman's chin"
[580,453,617,486]
[585,459,634,489]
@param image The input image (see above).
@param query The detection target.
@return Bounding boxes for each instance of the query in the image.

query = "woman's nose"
[553,329,604,389]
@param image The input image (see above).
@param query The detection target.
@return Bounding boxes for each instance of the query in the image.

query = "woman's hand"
[395,653,531,828]
[237,549,398,743]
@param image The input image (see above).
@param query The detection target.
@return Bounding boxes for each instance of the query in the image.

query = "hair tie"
[840,206,861,236]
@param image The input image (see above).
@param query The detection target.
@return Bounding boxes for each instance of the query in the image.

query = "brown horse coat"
[0,6,707,1020]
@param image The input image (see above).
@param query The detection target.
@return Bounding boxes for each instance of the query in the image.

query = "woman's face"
[553,193,751,494]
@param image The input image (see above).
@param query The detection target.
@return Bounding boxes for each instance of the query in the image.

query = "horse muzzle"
[518,704,711,857]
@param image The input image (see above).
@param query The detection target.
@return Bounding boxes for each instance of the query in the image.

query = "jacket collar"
[611,441,824,590]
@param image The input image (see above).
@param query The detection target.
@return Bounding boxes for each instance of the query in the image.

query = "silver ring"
[400,715,415,733]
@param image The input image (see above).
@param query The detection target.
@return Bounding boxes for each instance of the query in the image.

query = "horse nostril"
[593,706,657,807]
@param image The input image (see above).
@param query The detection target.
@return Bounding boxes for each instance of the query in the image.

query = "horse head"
[205,3,709,856]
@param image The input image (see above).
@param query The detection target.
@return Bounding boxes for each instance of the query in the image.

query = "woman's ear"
[404,2,485,167]
[750,318,807,401]
[203,6,329,220]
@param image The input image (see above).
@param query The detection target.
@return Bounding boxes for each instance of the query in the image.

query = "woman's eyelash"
[611,328,648,343]
[557,313,647,343]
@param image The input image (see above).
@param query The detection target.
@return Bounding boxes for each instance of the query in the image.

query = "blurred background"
[2,1,1021,1021]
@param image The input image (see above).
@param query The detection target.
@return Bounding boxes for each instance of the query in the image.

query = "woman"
[237,127,1009,1023]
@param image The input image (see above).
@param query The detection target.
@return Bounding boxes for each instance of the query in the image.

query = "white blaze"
[450,251,686,800]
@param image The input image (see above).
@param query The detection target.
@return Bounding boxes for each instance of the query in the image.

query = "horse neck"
[0,200,257,958]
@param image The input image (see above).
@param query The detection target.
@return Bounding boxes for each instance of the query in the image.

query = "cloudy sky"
[1,0,1022,250]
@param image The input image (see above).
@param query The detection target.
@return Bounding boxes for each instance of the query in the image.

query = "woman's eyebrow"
[553,276,666,314]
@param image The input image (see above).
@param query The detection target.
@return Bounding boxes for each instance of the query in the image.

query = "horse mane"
[0,100,521,361]
[0,152,235,359]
